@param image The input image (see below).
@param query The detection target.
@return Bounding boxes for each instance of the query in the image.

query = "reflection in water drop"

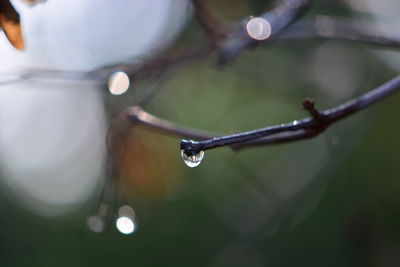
[116,216,136,235]
[181,150,205,168]
[87,215,105,233]
[118,205,135,218]
[107,71,130,95]
[246,17,272,41]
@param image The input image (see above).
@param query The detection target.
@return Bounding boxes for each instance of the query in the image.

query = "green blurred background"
[1,0,400,266]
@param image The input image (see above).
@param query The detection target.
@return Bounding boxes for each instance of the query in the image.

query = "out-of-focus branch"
[191,0,229,42]
[91,41,215,81]
[0,68,98,85]
[180,75,400,154]
[3,15,400,85]
[0,42,215,86]
[274,16,400,49]
[1,0,313,84]
[217,0,313,65]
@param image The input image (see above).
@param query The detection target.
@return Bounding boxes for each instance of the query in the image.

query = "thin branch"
[0,68,98,85]
[0,42,214,86]
[180,74,400,154]
[124,106,217,140]
[90,41,215,81]
[123,107,317,151]
[230,130,318,151]
[121,75,400,154]
[302,97,325,121]
[191,0,229,42]
[274,16,400,49]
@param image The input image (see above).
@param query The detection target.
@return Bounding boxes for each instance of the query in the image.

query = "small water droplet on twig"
[181,149,205,168]
[246,17,272,41]
[108,71,130,95]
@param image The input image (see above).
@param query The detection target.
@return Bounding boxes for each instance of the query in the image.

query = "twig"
[90,41,215,81]
[0,42,214,86]
[0,68,98,85]
[230,130,318,151]
[124,106,217,140]
[180,75,400,154]
[302,97,325,121]
[274,15,400,49]
[123,107,317,151]
[191,0,229,42]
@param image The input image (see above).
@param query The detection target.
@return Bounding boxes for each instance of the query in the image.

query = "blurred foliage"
[1,0,400,266]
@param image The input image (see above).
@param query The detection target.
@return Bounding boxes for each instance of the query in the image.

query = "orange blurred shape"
[0,0,24,50]
[116,128,183,200]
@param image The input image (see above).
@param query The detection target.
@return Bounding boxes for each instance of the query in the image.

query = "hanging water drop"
[116,216,136,235]
[181,149,205,168]
[115,205,137,235]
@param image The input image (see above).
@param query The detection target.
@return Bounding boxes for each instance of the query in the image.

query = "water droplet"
[246,17,272,40]
[108,71,130,95]
[116,216,136,235]
[87,215,105,233]
[181,149,205,168]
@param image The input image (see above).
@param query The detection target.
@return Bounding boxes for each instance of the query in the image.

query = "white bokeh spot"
[108,71,130,95]
[246,17,272,41]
